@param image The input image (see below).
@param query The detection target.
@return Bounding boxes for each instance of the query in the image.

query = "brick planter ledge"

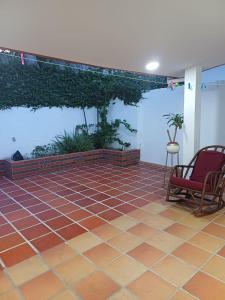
[0,149,140,179]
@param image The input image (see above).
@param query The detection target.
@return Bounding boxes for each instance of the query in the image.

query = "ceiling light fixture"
[145,61,159,71]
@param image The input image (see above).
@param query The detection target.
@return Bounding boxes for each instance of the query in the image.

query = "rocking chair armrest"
[203,171,225,192]
[172,165,194,179]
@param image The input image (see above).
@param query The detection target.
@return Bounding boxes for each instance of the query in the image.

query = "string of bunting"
[1,49,225,90]
[167,80,225,91]
[0,49,167,86]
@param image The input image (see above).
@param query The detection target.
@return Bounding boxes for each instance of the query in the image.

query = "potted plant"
[163,113,184,153]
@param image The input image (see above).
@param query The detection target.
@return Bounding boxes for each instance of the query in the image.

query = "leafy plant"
[53,130,94,154]
[0,53,167,112]
[31,144,58,158]
[92,106,137,149]
[163,113,184,142]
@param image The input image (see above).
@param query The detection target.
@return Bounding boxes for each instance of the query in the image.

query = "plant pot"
[167,142,180,154]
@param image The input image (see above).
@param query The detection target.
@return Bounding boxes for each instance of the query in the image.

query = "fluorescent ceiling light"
[145,61,159,71]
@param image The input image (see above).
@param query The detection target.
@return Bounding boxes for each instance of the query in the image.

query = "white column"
[183,66,202,164]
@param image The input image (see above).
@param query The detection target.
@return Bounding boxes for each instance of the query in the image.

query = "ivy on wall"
[0,53,167,110]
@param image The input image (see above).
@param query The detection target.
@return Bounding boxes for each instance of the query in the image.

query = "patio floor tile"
[73,271,119,300]
[142,213,174,230]
[91,193,111,201]
[103,255,146,285]
[128,223,160,239]
[170,290,197,300]
[35,209,61,221]
[0,162,224,299]
[202,223,225,239]
[202,255,225,281]
[0,216,7,226]
[108,232,142,252]
[31,232,64,252]
[56,223,86,240]
[165,223,196,239]
[188,231,225,252]
[54,255,96,283]
[42,243,76,267]
[152,255,196,286]
[79,216,106,230]
[7,255,49,286]
[1,243,36,267]
[20,271,64,300]
[109,288,139,300]
[20,223,50,240]
[159,207,188,221]
[115,203,136,214]
[184,271,225,300]
[130,198,148,207]
[92,223,122,241]
[0,271,13,294]
[67,209,92,221]
[98,209,122,221]
[0,232,26,252]
[51,289,79,300]
[67,232,102,253]
[46,216,73,230]
[5,209,31,221]
[128,208,151,221]
[84,243,120,267]
[146,231,184,253]
[128,271,176,300]
[75,198,96,207]
[218,245,225,258]
[12,215,40,230]
[102,198,123,207]
[128,243,165,267]
[110,214,139,230]
[86,203,109,214]
[0,224,15,237]
[179,214,210,230]
[172,242,211,267]
[56,203,80,214]
[0,289,21,300]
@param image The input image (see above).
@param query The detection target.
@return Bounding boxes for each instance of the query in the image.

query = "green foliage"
[163,113,184,129]
[163,113,184,142]
[31,144,58,158]
[0,54,167,110]
[1,53,167,154]
[92,106,137,149]
[53,130,94,154]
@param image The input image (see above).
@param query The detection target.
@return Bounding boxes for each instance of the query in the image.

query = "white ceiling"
[1,0,225,76]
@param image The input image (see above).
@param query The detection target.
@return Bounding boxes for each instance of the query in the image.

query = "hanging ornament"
[20,52,25,65]
[188,83,193,90]
[167,80,176,91]
[201,83,206,90]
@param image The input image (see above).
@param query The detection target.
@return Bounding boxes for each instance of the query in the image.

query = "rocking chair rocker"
[166,145,225,216]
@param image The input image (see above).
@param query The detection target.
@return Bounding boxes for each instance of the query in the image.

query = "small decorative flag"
[20,52,25,65]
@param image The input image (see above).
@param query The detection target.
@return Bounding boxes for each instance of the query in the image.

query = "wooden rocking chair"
[166,145,225,216]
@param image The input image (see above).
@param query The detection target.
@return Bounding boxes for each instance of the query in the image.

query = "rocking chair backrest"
[190,145,225,183]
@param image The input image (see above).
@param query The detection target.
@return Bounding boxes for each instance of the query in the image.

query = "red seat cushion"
[190,150,225,183]
[170,176,211,192]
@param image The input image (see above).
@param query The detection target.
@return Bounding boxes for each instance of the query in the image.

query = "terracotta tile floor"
[0,162,225,299]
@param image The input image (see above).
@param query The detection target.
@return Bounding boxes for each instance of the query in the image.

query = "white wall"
[201,85,225,146]
[201,66,225,147]
[108,101,139,149]
[110,87,184,164]
[138,87,184,165]
[0,107,96,159]
[0,65,224,163]
[110,65,225,165]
